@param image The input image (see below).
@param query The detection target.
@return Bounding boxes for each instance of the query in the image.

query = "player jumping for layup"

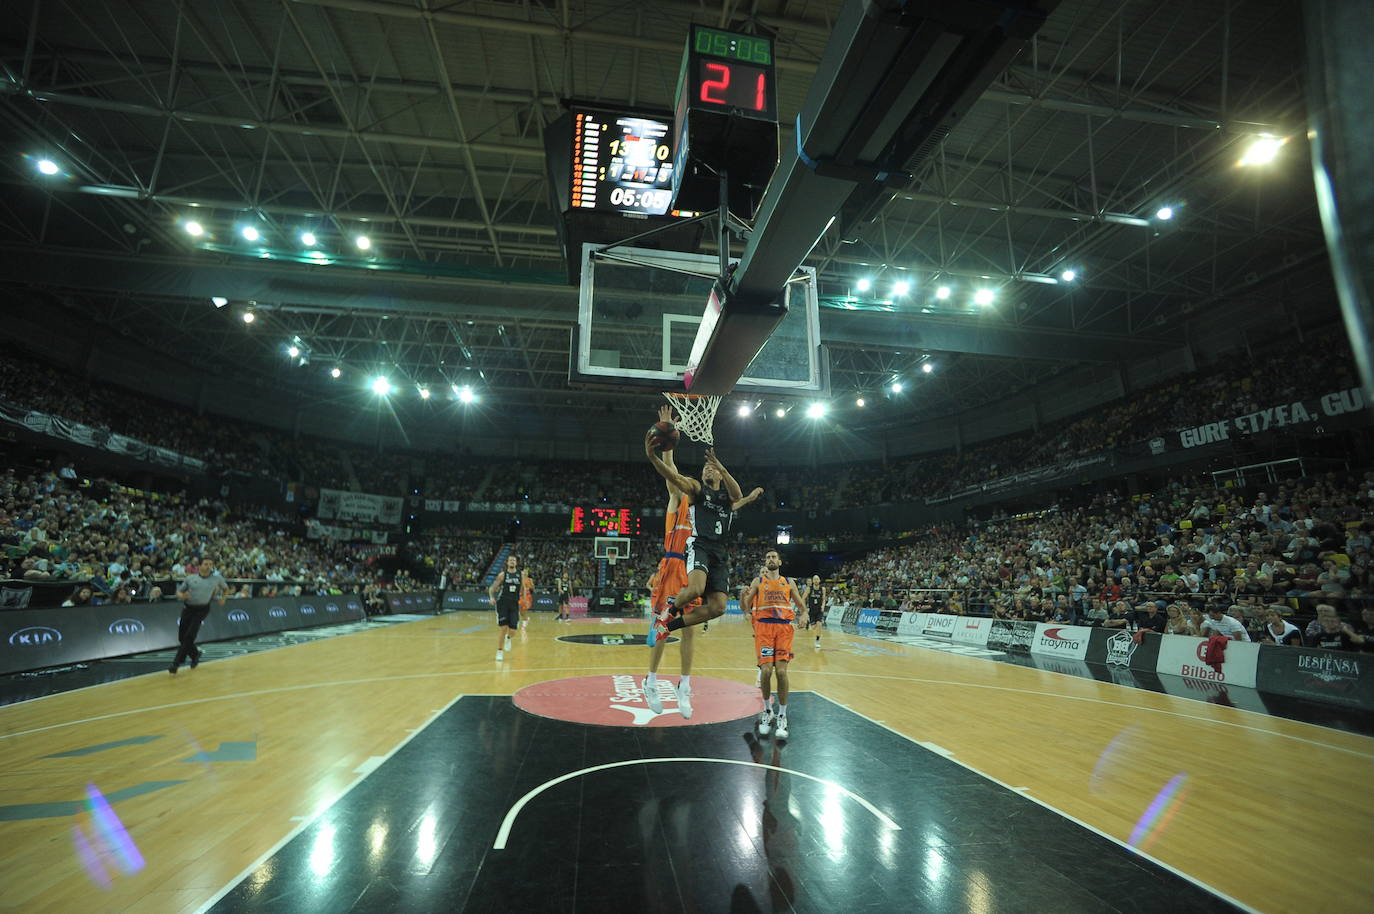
[644,433,762,647]
[741,550,808,738]
[643,406,703,717]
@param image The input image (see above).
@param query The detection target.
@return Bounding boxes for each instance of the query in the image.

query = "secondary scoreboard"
[569,110,675,216]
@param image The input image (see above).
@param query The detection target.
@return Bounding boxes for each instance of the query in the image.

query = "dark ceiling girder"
[0,246,1174,363]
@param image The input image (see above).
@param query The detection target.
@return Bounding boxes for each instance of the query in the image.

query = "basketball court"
[2,611,1371,913]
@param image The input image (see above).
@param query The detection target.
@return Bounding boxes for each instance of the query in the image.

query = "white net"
[663,392,723,445]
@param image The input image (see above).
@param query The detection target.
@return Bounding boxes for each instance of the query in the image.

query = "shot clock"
[671,25,780,216]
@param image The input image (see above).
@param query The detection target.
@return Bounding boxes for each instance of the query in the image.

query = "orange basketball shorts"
[754,620,795,665]
[651,557,700,614]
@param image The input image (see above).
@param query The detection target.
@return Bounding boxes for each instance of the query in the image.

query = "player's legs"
[773,658,791,738]
[667,568,708,616]
[758,660,775,735]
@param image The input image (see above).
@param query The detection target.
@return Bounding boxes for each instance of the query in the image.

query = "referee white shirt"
[180,571,228,607]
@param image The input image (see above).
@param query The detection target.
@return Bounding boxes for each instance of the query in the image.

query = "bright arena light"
[974,288,995,306]
[891,381,903,394]
[737,404,751,417]
[1155,206,1174,221]
[371,376,391,396]
[36,158,59,175]
[418,387,431,400]
[1061,269,1077,282]
[1239,135,1284,167]
[856,397,866,408]
[458,386,475,404]
[355,235,372,251]
[856,278,872,292]
[184,220,205,237]
[806,403,826,419]
[892,281,910,296]
[287,345,300,358]
[922,363,933,374]
[240,225,261,242]
[935,286,951,300]
[300,231,317,246]
[211,296,228,308]
[774,407,785,418]
[242,311,255,324]
[330,367,342,379]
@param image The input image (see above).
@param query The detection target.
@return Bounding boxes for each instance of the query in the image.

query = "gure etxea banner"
[1178,386,1367,448]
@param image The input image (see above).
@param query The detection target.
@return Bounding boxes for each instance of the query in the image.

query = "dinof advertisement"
[1029,624,1094,661]
[921,614,958,638]
[1154,634,1260,688]
[1254,644,1374,710]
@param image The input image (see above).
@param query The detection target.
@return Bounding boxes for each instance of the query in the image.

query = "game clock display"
[570,110,676,216]
[570,506,642,536]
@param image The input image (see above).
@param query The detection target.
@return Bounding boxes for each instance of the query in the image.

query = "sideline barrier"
[1155,634,1261,688]
[386,592,438,614]
[0,595,365,676]
[987,619,1037,653]
[1029,623,1094,661]
[951,617,992,646]
[439,590,561,612]
[1255,643,1374,709]
[1087,627,1163,674]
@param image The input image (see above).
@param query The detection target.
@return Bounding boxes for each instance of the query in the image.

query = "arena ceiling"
[0,0,1334,445]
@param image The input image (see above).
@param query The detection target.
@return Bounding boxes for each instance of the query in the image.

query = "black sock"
[666,617,686,632]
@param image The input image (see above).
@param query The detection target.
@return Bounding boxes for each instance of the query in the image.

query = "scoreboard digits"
[571,506,642,536]
[570,111,677,216]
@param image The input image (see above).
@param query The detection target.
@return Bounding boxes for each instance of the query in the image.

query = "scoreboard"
[570,506,642,536]
[570,110,676,216]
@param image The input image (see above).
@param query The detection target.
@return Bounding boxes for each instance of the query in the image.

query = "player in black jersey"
[487,555,522,661]
[555,573,571,622]
[803,575,826,648]
[644,435,762,647]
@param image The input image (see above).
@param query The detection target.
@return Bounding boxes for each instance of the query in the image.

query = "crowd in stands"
[0,464,372,602]
[839,469,1374,648]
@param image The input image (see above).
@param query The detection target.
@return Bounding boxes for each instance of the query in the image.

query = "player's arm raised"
[704,448,744,502]
[657,405,682,494]
[731,486,765,511]
[645,430,700,496]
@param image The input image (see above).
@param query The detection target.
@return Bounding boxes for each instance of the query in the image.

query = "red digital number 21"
[700,62,730,104]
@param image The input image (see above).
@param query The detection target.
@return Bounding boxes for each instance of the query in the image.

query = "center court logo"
[268,606,287,618]
[227,609,251,623]
[108,618,145,635]
[514,675,760,728]
[9,626,61,646]
[1105,631,1137,666]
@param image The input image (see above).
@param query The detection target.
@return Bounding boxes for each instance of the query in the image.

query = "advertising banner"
[317,488,404,524]
[987,619,1036,653]
[439,590,559,612]
[840,606,861,626]
[951,617,992,647]
[876,610,901,634]
[921,614,958,638]
[857,609,880,627]
[0,596,365,676]
[1176,386,1366,449]
[825,606,846,626]
[1154,635,1260,689]
[1254,645,1374,710]
[897,612,926,636]
[1029,624,1094,661]
[1087,628,1163,672]
[385,592,438,614]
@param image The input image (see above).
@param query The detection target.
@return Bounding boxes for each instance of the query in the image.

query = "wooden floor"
[1,612,1371,913]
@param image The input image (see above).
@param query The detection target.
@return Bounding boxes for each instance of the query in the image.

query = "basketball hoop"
[663,392,722,445]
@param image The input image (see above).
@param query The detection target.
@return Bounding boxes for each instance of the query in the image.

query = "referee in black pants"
[171,557,228,674]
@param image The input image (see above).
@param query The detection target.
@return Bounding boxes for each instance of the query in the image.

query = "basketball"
[649,420,681,451]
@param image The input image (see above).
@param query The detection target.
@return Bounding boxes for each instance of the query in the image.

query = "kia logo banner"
[325,603,340,613]
[268,606,288,618]
[300,604,316,615]
[107,618,146,635]
[8,626,61,647]
[228,609,251,623]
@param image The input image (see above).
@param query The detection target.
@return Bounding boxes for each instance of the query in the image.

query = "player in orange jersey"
[740,549,808,739]
[643,406,706,718]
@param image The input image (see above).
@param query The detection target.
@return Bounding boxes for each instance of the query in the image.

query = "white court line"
[188,693,465,914]
[493,757,899,850]
[352,756,386,776]
[812,693,1261,914]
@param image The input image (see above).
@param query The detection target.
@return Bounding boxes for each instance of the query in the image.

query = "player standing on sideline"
[803,575,827,648]
[170,557,228,674]
[644,435,762,646]
[488,555,522,661]
[555,571,571,622]
[643,408,704,717]
[518,565,535,629]
[741,550,807,738]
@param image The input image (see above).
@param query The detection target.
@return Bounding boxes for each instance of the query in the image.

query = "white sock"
[778,704,787,717]
[646,672,657,687]
[678,675,691,690]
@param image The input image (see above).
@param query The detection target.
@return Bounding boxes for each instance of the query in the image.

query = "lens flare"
[1129,773,1191,852]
